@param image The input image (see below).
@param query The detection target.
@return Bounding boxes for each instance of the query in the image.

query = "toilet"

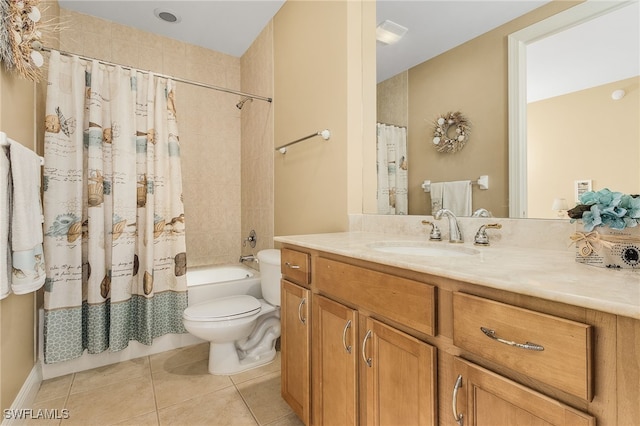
[182,249,282,375]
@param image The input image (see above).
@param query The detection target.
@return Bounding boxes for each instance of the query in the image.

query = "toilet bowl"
[182,249,281,375]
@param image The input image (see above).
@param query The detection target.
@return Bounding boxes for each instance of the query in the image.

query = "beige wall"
[57,9,246,267]
[241,22,275,259]
[0,66,38,412]
[390,1,581,217]
[273,0,373,236]
[527,76,640,219]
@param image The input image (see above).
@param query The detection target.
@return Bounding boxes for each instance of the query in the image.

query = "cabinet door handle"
[452,375,464,426]
[362,329,372,367]
[298,298,306,324]
[285,262,301,269]
[480,326,544,351]
[342,320,352,354]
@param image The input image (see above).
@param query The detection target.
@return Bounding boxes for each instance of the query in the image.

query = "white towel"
[0,146,10,299]
[9,140,45,294]
[443,180,472,216]
[430,182,443,214]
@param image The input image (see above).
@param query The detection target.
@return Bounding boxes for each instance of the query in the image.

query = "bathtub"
[187,264,262,304]
[39,263,260,380]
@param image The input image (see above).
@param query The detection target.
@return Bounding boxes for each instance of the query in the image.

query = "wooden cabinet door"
[451,357,595,426]
[281,279,311,425]
[312,295,358,426]
[361,317,437,426]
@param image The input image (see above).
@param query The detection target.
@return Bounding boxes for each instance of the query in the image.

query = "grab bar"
[275,129,331,154]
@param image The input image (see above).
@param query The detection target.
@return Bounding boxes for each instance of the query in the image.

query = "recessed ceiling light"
[376,20,408,45]
[154,8,181,24]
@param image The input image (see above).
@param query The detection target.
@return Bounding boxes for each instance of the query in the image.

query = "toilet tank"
[257,249,281,306]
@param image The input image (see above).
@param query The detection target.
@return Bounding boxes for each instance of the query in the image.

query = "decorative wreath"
[0,0,46,81]
[431,111,470,153]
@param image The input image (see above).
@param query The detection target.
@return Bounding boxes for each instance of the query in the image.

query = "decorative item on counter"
[568,188,640,269]
[431,111,470,153]
[0,0,45,81]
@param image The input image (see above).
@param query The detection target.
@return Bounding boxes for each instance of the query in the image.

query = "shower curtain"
[376,123,408,215]
[42,51,188,364]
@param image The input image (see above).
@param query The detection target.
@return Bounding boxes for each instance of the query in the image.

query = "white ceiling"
[57,0,639,100]
[526,1,639,102]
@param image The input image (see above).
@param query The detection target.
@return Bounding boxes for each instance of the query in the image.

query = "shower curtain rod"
[38,46,273,104]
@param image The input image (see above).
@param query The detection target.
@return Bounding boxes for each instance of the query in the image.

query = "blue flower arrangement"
[568,189,640,232]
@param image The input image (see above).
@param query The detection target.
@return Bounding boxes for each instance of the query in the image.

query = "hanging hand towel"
[0,146,10,299]
[9,141,45,294]
[430,182,444,214]
[443,180,472,217]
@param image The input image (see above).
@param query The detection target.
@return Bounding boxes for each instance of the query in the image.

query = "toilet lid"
[183,295,261,321]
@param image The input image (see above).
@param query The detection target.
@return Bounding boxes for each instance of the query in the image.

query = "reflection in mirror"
[509,0,639,218]
[374,0,639,219]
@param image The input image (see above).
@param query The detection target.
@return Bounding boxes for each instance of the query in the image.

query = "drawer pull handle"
[342,320,352,354]
[298,298,306,324]
[285,262,301,269]
[480,327,544,351]
[362,330,373,367]
[452,375,464,426]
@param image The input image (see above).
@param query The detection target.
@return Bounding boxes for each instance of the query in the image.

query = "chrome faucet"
[434,208,463,243]
[239,254,258,264]
[472,208,492,218]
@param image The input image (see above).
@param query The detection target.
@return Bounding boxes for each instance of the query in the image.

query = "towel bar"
[275,129,331,154]
[422,175,488,193]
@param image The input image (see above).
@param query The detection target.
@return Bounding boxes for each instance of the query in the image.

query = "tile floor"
[26,344,303,426]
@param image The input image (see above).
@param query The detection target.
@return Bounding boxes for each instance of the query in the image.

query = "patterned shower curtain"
[42,51,188,364]
[376,123,408,215]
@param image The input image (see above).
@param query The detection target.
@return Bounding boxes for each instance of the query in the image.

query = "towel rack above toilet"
[421,175,489,193]
[275,129,331,154]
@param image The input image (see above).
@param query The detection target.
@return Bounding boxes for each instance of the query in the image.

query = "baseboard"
[1,363,43,426]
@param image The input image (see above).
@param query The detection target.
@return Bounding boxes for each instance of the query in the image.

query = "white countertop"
[275,231,640,320]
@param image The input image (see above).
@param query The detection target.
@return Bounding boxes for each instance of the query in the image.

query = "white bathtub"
[187,264,262,304]
[40,263,260,380]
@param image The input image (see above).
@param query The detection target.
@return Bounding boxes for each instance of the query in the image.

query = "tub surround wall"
[240,22,275,263]
[57,9,244,267]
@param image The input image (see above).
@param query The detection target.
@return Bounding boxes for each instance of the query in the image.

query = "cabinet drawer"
[316,257,436,336]
[453,292,593,400]
[281,248,311,285]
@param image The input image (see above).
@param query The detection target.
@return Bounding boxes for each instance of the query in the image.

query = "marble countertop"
[275,231,640,320]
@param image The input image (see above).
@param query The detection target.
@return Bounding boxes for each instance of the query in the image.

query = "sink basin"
[368,242,479,257]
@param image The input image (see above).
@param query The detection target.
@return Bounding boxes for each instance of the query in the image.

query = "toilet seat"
[183,295,261,322]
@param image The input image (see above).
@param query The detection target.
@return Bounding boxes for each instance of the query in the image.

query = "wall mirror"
[374,0,639,219]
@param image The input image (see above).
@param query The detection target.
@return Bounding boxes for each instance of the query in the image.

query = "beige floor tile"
[150,343,208,374]
[152,359,234,409]
[263,413,305,426]
[112,411,159,426]
[158,386,257,426]
[71,356,151,394]
[63,375,155,425]
[35,375,73,403]
[231,352,281,385]
[236,372,293,426]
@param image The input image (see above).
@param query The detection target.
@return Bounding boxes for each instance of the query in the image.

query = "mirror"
[374,0,639,219]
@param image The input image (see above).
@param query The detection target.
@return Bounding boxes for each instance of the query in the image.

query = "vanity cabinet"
[280,248,312,425]
[312,295,437,426]
[451,357,595,426]
[278,242,640,426]
[313,257,438,426]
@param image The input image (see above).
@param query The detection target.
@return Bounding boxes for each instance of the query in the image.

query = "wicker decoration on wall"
[0,0,45,81]
[431,111,471,153]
